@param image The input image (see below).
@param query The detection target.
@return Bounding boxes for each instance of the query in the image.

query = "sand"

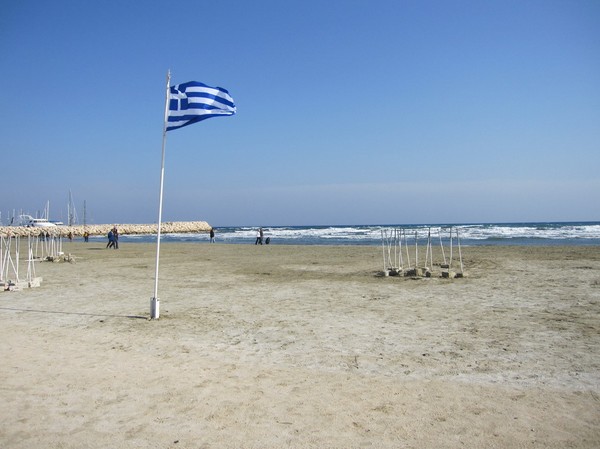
[1,242,599,448]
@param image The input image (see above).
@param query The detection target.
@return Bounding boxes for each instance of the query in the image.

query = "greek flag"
[166,81,236,131]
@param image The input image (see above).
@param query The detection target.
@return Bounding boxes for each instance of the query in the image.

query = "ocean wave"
[99,222,600,246]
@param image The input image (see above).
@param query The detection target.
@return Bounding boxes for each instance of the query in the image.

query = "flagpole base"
[150,297,160,320]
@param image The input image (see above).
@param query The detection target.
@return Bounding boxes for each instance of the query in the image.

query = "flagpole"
[151,69,171,319]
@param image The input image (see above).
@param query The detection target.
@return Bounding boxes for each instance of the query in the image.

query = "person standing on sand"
[255,227,264,245]
[210,228,215,243]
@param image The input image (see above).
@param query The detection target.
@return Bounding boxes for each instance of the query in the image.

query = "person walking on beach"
[255,227,264,245]
[106,230,114,248]
[210,227,215,243]
[112,226,119,249]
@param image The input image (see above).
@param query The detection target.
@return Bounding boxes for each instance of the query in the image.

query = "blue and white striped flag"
[166,81,236,131]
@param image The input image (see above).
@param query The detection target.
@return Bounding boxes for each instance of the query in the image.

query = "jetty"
[0,221,212,238]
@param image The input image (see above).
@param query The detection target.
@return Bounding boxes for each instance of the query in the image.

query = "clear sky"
[1,0,599,226]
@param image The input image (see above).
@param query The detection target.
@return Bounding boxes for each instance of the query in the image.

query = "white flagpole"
[151,70,171,319]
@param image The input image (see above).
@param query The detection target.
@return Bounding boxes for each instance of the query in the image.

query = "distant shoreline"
[0,221,212,237]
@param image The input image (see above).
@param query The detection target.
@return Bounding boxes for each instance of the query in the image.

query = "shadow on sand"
[0,306,147,320]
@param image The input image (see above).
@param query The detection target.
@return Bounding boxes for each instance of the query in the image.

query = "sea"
[101,222,600,247]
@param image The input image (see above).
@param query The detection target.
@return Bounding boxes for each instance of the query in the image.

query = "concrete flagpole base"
[150,297,160,319]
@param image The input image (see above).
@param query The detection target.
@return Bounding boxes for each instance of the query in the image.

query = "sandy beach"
[1,242,599,448]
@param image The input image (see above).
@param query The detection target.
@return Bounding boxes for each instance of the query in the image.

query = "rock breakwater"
[0,221,212,238]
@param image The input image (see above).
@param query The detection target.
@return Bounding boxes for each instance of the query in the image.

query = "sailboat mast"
[67,190,78,226]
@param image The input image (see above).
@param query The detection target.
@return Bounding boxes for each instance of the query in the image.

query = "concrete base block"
[405,268,423,277]
[2,277,44,290]
[28,277,43,288]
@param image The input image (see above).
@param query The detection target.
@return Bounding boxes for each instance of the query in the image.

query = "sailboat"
[16,214,58,227]
[14,201,60,227]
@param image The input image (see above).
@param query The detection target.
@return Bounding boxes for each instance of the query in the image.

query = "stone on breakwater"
[0,221,212,237]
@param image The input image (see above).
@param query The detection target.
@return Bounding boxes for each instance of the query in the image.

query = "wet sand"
[1,242,599,448]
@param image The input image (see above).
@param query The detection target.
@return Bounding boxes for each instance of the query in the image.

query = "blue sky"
[1,0,599,226]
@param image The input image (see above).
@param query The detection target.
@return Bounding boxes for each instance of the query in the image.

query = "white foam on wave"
[211,223,600,242]
[458,223,600,240]
[112,222,600,245]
